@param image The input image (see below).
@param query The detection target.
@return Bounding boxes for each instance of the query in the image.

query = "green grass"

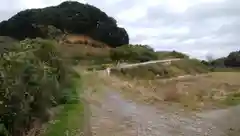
[156,51,189,59]
[43,103,84,136]
[170,59,210,74]
[224,92,240,106]
[42,76,84,136]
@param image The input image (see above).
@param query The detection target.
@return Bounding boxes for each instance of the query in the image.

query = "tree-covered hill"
[202,50,240,68]
[0,1,129,47]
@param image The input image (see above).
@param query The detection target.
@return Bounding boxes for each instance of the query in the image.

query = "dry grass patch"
[63,34,110,48]
[57,43,111,65]
[74,69,108,108]
[72,67,240,111]
[58,43,110,58]
[153,72,240,109]
[111,59,210,80]
[109,72,240,110]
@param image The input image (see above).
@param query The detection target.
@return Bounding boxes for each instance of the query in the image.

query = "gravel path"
[116,58,181,69]
[89,90,238,136]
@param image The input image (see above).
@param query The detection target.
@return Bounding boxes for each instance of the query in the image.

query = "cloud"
[0,0,239,60]
[120,0,240,59]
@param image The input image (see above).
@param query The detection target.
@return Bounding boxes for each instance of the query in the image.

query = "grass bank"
[111,59,210,80]
[0,39,86,136]
[42,77,85,136]
[43,104,84,136]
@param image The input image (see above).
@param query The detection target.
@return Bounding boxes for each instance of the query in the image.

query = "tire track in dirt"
[89,89,232,136]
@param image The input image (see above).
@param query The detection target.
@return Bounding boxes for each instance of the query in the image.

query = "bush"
[156,51,189,59]
[207,50,240,68]
[170,51,189,58]
[0,39,79,136]
[110,44,158,63]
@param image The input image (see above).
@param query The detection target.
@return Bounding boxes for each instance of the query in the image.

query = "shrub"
[0,39,79,136]
[207,50,240,68]
[110,44,158,63]
[170,51,189,59]
[156,51,189,59]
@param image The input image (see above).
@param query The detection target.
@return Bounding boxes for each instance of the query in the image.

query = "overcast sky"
[0,0,239,59]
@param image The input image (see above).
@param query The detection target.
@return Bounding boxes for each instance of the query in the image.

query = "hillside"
[111,59,210,80]
[0,39,84,136]
[0,1,129,47]
[0,2,240,135]
[80,63,240,135]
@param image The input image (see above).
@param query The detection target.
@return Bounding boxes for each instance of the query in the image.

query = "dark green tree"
[224,50,240,67]
[0,1,129,48]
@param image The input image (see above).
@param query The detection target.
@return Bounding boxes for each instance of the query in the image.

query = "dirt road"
[80,63,240,136]
[116,58,181,69]
[88,88,240,136]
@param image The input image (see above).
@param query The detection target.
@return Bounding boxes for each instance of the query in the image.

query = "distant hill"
[203,50,240,68]
[0,1,129,47]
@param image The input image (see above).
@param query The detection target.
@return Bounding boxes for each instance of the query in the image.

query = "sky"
[0,0,239,60]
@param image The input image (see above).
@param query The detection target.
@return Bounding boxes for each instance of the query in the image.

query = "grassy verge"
[43,103,84,136]
[42,76,85,136]
[223,92,240,106]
